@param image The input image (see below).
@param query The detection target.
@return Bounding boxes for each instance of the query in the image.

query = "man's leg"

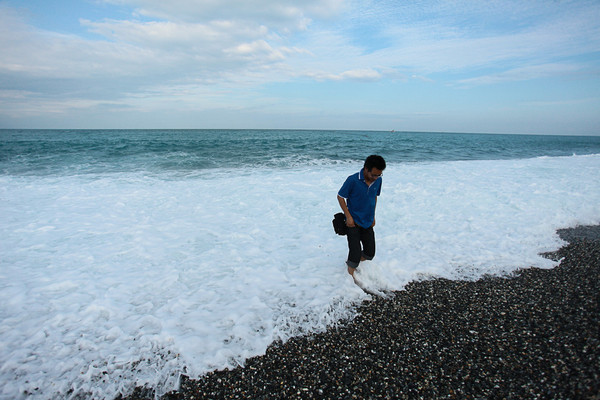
[346,226,362,274]
[360,227,376,261]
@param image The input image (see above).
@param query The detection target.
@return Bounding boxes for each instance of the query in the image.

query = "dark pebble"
[122,225,600,400]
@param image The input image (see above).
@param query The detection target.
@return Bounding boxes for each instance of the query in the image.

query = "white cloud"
[0,10,157,80]
[457,63,583,86]
[305,68,382,81]
[0,89,36,99]
[372,6,600,75]
[0,93,122,117]
[1,0,599,131]
[224,39,282,60]
[101,0,343,30]
[3,0,598,87]
[80,18,269,48]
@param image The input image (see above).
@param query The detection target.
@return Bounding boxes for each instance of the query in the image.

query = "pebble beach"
[124,225,600,399]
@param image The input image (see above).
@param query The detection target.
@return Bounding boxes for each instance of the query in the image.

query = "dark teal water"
[1,129,600,175]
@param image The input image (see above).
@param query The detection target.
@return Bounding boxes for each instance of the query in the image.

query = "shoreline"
[124,225,600,399]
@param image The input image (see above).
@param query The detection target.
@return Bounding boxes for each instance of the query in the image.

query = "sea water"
[1,129,599,399]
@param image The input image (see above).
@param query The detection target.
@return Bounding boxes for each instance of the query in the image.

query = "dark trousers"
[346,225,375,269]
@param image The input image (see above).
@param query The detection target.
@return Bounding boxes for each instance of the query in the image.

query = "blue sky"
[1,0,599,134]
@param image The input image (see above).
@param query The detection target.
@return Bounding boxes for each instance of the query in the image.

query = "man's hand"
[346,214,356,227]
[338,195,356,228]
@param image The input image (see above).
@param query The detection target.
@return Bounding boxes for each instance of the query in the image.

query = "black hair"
[364,154,386,171]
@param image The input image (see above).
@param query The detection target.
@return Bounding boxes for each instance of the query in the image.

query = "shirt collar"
[359,169,365,181]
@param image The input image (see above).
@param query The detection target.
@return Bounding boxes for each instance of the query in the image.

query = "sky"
[0,0,599,134]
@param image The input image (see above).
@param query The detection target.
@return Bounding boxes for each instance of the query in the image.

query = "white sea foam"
[1,155,599,399]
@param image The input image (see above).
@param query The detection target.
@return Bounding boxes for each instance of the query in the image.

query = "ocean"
[1,129,600,399]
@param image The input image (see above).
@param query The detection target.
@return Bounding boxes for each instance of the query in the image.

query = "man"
[337,155,386,276]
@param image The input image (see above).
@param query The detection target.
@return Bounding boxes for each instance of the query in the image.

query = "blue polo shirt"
[338,169,382,229]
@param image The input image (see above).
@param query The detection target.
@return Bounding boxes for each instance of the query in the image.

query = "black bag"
[332,212,348,236]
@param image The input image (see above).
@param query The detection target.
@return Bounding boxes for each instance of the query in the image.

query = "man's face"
[366,167,383,181]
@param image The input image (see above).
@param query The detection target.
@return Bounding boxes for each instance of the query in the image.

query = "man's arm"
[337,195,355,227]
[372,197,377,227]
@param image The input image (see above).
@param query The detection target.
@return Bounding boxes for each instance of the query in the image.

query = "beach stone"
[122,225,600,400]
